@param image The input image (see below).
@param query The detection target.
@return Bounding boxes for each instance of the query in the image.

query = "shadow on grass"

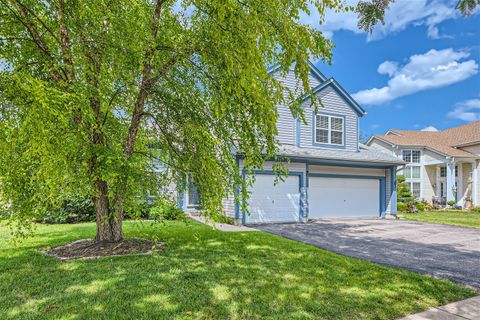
[0,221,475,320]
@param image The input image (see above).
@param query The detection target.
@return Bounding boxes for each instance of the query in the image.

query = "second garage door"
[309,177,380,218]
[245,174,300,224]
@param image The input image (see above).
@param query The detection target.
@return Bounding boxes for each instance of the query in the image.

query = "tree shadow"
[0,221,475,320]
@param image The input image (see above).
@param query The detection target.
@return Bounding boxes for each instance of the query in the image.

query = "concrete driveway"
[253,219,480,289]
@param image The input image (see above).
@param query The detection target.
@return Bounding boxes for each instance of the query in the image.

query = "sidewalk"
[399,295,480,319]
[189,215,258,232]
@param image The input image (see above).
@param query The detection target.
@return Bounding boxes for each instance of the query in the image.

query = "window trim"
[313,113,345,147]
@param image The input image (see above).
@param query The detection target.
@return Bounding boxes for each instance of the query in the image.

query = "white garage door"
[246,174,300,224]
[309,177,380,218]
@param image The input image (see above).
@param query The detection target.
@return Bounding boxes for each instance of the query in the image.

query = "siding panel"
[300,86,358,152]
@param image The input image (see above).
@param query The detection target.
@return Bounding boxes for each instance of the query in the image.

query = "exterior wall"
[422,165,436,202]
[369,139,394,155]
[299,86,359,152]
[475,161,480,206]
[461,163,472,205]
[273,70,322,145]
[385,168,392,214]
[222,194,235,218]
[308,165,385,176]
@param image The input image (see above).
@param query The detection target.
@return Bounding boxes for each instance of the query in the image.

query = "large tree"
[0,0,476,242]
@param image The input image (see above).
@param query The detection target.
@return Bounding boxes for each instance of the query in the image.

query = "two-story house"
[177,61,404,224]
[367,122,480,208]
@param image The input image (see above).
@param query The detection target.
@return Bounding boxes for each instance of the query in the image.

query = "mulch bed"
[42,238,164,261]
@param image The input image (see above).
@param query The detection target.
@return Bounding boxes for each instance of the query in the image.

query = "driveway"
[253,219,480,289]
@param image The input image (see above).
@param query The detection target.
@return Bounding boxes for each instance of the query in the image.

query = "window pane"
[412,182,421,198]
[412,151,420,163]
[411,166,420,179]
[316,115,329,129]
[404,166,412,179]
[455,166,458,177]
[402,150,412,162]
[440,167,446,178]
[331,117,343,131]
[331,131,343,145]
[316,129,328,143]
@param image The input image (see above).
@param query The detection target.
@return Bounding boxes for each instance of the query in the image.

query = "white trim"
[314,114,345,146]
[473,160,478,206]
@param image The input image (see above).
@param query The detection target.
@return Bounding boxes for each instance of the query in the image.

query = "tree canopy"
[0,0,477,241]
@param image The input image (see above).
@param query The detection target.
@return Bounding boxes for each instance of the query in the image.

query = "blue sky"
[304,0,480,139]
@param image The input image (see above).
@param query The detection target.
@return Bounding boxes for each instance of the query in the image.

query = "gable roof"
[267,59,327,83]
[268,59,366,117]
[299,78,367,117]
[368,121,480,158]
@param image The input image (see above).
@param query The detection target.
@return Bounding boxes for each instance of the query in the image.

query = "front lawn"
[403,210,480,228]
[0,221,474,320]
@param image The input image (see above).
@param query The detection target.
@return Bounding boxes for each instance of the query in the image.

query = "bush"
[150,204,186,221]
[415,202,425,212]
[447,200,456,207]
[397,202,407,212]
[217,214,235,225]
[471,207,480,213]
[41,196,96,224]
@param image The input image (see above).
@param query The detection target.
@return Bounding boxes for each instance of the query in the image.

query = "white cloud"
[352,48,478,105]
[447,99,480,121]
[421,126,439,131]
[301,0,464,40]
[377,61,398,76]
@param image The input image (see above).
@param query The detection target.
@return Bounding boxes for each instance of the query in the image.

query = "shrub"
[415,202,425,212]
[41,196,96,224]
[150,204,186,221]
[217,214,235,225]
[397,202,407,212]
[447,200,456,207]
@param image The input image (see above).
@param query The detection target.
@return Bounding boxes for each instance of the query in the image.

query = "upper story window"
[402,150,420,163]
[315,114,344,146]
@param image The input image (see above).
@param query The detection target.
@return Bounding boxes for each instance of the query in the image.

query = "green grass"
[0,221,475,320]
[404,210,480,228]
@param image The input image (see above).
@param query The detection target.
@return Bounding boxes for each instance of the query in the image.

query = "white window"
[401,150,421,199]
[315,114,344,146]
[409,182,421,199]
[439,166,458,178]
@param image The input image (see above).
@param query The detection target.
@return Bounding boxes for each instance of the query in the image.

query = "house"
[367,122,480,208]
[177,61,404,224]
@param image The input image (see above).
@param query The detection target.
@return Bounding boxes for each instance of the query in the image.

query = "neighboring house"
[367,122,480,208]
[176,61,404,224]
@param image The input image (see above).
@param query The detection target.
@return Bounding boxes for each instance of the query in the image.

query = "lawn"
[403,210,480,228]
[0,221,475,320]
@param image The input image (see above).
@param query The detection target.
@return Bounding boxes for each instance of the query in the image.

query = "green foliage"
[0,0,346,238]
[217,214,235,225]
[397,202,407,212]
[0,221,475,319]
[456,0,480,15]
[40,196,96,224]
[471,207,480,213]
[150,204,186,221]
[415,202,425,212]
[447,200,457,207]
[397,175,414,204]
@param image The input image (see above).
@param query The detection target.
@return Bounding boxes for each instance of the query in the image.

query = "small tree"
[397,175,413,205]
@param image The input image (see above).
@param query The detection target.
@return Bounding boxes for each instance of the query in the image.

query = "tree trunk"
[93,179,123,242]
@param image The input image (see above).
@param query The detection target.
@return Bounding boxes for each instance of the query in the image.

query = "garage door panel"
[246,175,300,224]
[309,177,380,218]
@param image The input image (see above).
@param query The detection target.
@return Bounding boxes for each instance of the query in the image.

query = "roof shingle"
[372,121,480,158]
